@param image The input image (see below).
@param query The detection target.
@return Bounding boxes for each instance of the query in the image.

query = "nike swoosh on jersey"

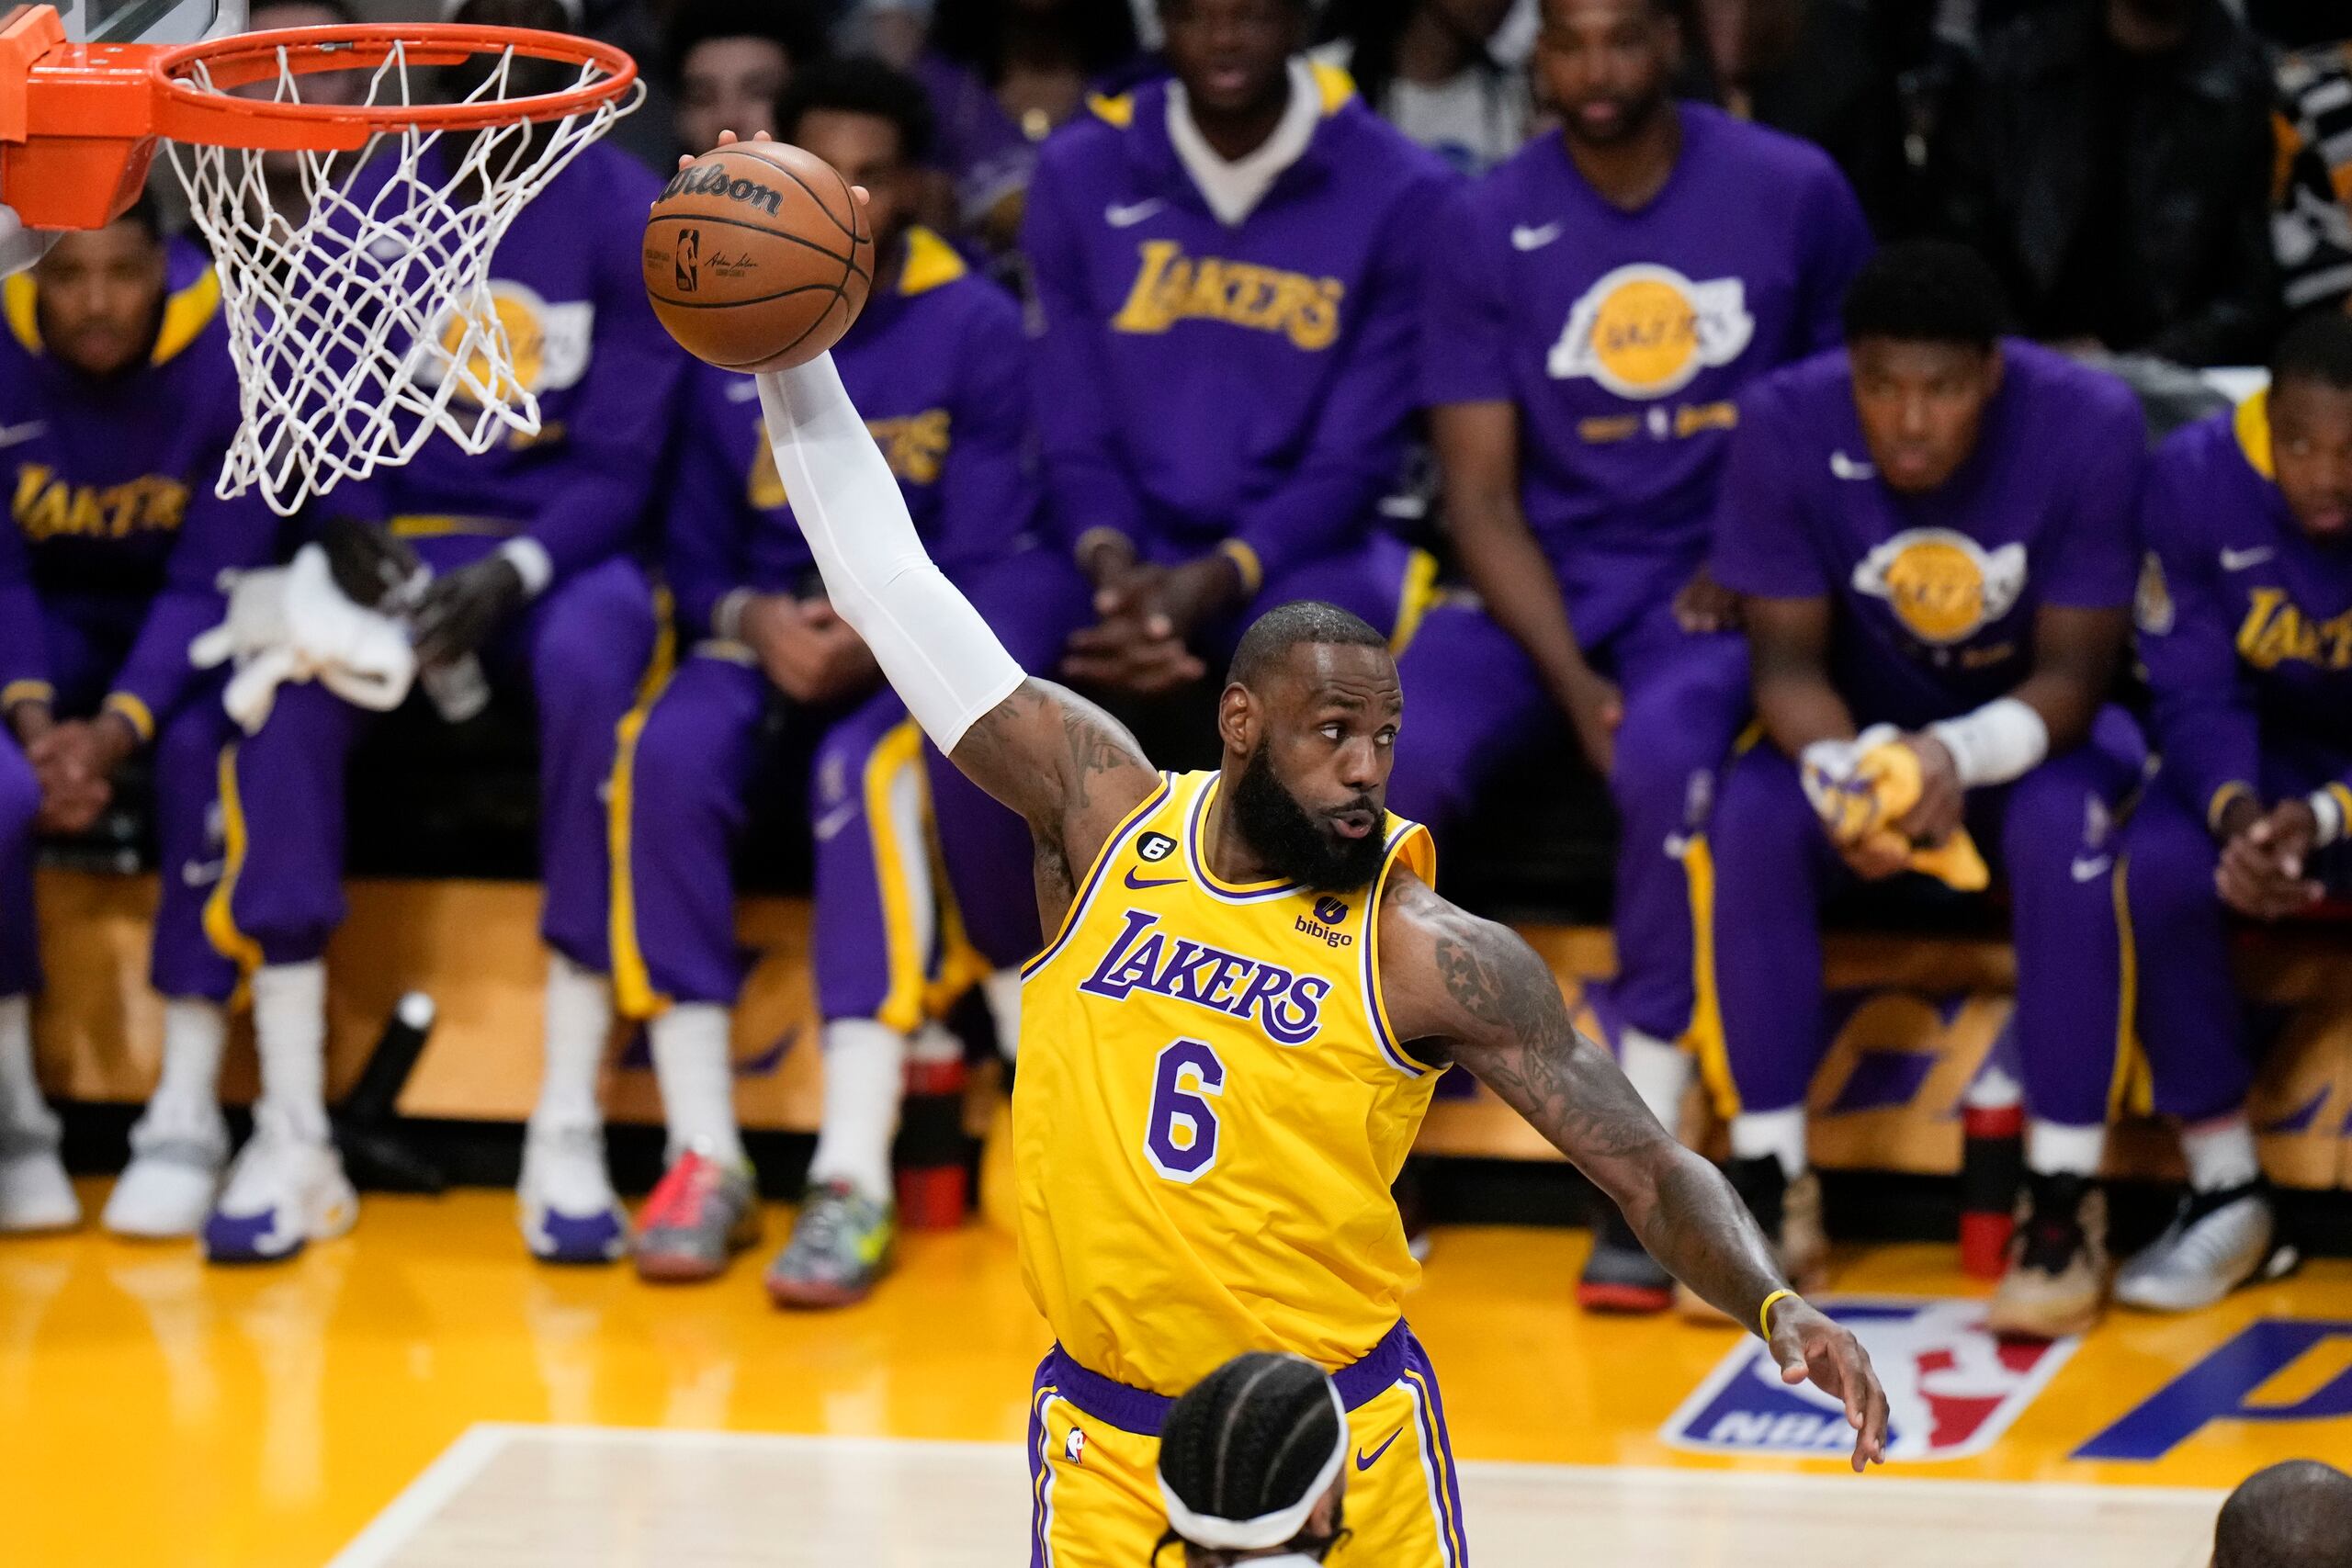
[0,421,47,448]
[1510,221,1563,252]
[2219,547,2275,571]
[1356,1427,1405,1471]
[2071,855,2113,883]
[1105,199,1165,229]
[1125,868,1185,891]
[813,801,862,841]
[1829,450,1876,480]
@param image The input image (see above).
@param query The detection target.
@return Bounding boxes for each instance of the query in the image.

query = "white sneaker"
[518,1121,628,1264]
[104,1102,230,1239]
[2116,1181,2299,1314]
[201,1106,357,1264]
[0,1122,78,1233]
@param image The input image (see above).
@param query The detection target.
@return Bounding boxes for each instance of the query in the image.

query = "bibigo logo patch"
[1662,1297,2075,1462]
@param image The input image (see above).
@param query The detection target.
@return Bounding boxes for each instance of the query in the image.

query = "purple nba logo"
[1662,1298,2075,1462]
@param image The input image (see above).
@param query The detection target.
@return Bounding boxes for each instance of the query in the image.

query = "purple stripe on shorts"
[1042,1320,1412,1437]
[1401,1329,1469,1565]
[1028,1353,1057,1568]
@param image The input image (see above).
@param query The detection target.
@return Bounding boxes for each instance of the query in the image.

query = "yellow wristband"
[1758,1287,1797,1341]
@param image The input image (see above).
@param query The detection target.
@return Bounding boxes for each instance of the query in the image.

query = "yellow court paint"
[0,1189,2346,1566]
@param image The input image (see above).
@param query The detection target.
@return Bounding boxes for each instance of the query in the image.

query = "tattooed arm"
[1379,870,1890,1471]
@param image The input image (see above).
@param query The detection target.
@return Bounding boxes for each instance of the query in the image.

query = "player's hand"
[792,600,881,704]
[743,592,855,703]
[690,130,873,213]
[27,718,120,834]
[1060,609,1205,694]
[2217,804,2324,919]
[321,515,420,610]
[1767,1296,1890,1472]
[1893,732,1965,846]
[1837,832,1914,882]
[6,698,51,750]
[1671,567,1742,634]
[1556,664,1622,778]
[1154,552,1245,641]
[412,556,526,666]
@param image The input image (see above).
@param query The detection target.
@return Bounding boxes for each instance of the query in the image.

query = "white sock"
[649,1002,742,1166]
[0,994,48,1134]
[808,1018,906,1201]
[150,998,227,1128]
[2027,1119,2105,1178]
[251,961,329,1143]
[1963,1060,2023,1111]
[532,952,611,1134]
[1619,1028,1693,1135]
[2181,1113,2260,1193]
[1731,1106,1808,1179]
[982,968,1022,1062]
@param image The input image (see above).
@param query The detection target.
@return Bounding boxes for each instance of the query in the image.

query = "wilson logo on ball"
[674,230,699,292]
[659,163,784,217]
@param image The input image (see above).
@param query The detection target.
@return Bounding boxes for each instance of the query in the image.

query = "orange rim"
[147,22,637,147]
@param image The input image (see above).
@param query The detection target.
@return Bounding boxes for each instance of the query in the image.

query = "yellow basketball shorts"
[1024,1322,1469,1567]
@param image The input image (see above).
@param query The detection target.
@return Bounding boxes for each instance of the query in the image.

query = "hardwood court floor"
[1,1185,2346,1566]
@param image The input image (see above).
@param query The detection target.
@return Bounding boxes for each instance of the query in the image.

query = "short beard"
[1229,740,1386,892]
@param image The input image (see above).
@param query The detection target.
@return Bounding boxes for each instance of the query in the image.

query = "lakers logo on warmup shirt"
[1546,263,1755,399]
[420,280,595,404]
[1850,528,2027,646]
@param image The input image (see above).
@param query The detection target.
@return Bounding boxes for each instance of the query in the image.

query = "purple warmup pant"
[1386,593,1749,1045]
[152,536,653,1003]
[2120,737,2352,1123]
[591,547,1090,1021]
[1703,707,2148,1127]
[0,602,231,999]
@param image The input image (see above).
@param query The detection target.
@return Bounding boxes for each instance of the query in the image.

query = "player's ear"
[1216,682,1255,756]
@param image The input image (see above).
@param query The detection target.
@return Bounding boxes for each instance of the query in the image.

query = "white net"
[164,40,642,516]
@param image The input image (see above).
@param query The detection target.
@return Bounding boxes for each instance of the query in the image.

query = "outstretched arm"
[756,349,1159,921]
[1379,872,1888,1471]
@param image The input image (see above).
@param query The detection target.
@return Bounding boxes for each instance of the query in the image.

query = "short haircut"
[1227,601,1387,690]
[2213,1461,2352,1568]
[662,0,829,87]
[1156,1353,1342,1562]
[775,55,936,166]
[1840,240,2009,351]
[2269,312,2352,395]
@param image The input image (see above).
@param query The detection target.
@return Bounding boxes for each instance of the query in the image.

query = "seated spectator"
[1690,0,1911,235]
[664,0,831,158]
[2212,1460,2352,1568]
[1931,0,2279,367]
[170,0,680,1266]
[2108,316,2352,1313]
[1394,0,1871,1314]
[917,0,1150,244]
[2276,42,2352,320]
[1311,0,1535,175]
[1705,242,2147,1340]
[1023,0,1452,704]
[1154,1352,1351,1567]
[0,206,281,1238]
[521,61,1076,1300]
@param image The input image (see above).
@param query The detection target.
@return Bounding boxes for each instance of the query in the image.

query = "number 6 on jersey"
[1145,1040,1227,1183]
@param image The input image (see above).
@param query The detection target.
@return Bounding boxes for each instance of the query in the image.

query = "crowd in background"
[1,0,2349,1346]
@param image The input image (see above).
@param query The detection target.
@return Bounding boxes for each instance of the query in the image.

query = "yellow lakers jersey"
[1013,769,1442,1395]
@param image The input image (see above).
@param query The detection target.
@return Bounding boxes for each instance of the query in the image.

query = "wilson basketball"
[642,141,874,373]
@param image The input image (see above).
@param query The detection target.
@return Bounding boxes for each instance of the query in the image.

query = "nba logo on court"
[1662,1298,2076,1462]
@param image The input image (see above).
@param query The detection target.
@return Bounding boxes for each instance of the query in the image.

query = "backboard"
[47,0,241,45]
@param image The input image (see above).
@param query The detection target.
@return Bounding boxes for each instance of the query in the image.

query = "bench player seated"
[732,243,1888,1558]
[1023,0,1453,698]
[2106,315,2352,1312]
[1394,0,1872,1313]
[1153,1353,1351,1567]
[0,207,284,1236]
[517,61,1074,1296]
[1703,243,2151,1338]
[160,0,683,1264]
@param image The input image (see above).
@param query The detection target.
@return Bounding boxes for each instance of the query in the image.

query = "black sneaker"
[1987,1171,2108,1339]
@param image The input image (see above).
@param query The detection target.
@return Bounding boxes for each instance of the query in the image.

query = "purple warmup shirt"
[2136,400,2352,821]
[344,141,682,582]
[664,228,1037,639]
[0,240,282,729]
[1423,105,1871,647]
[1711,341,2143,730]
[1022,65,1453,582]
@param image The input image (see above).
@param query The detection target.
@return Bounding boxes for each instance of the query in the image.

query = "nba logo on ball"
[1662,1298,2075,1462]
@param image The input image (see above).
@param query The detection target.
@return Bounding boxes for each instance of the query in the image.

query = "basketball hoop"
[0,5,642,514]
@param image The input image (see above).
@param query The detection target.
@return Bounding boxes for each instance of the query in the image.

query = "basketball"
[642,141,874,374]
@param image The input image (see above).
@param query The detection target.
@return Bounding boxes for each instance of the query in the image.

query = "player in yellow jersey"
[733,138,1888,1564]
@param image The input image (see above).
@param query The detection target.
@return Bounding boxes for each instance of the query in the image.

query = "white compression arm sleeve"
[756,355,1024,751]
